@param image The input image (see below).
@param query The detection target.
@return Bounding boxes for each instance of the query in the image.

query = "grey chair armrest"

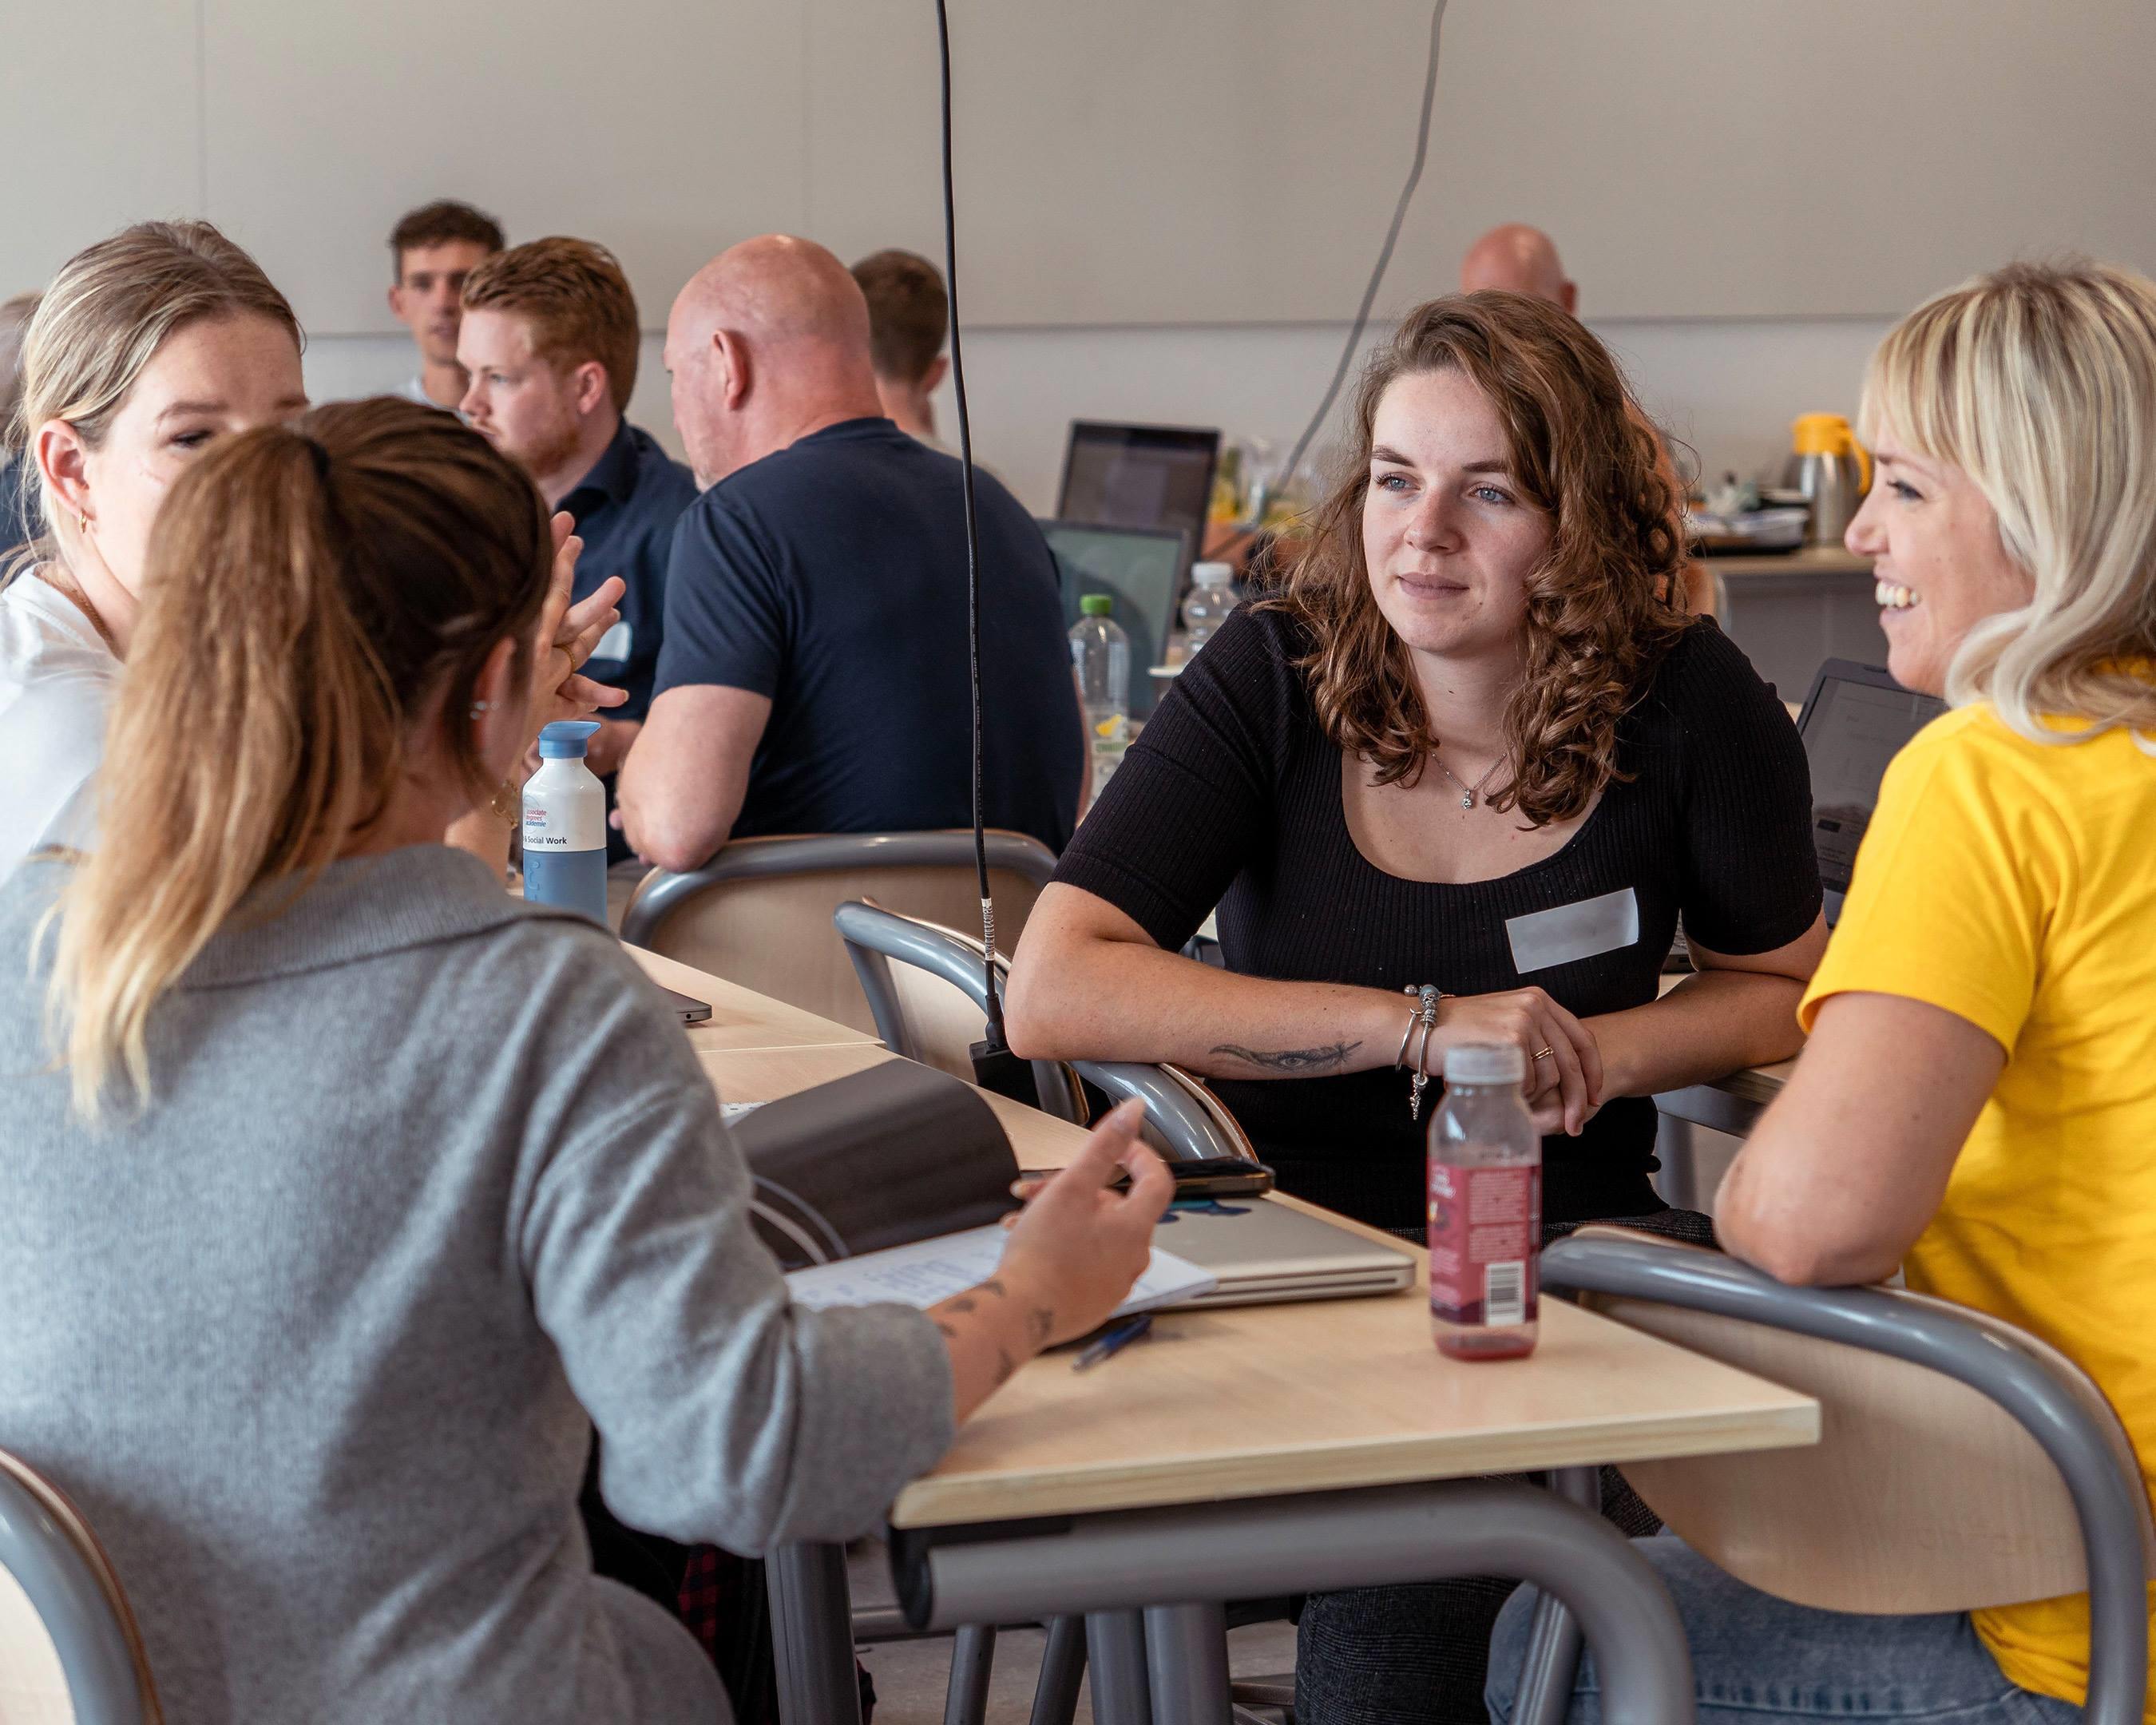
[1541,1230,2154,1725]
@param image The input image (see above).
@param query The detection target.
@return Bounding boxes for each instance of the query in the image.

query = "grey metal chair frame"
[833,898,1255,1162]
[1512,1229,2154,1725]
[620,830,1058,952]
[0,1454,159,1724]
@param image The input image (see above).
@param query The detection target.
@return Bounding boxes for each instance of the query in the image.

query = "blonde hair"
[1861,260,2156,745]
[4,220,300,582]
[43,399,552,1120]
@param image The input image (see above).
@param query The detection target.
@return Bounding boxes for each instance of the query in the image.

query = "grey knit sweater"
[0,844,953,1723]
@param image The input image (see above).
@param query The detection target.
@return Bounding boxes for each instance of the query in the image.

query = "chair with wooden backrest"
[832,898,1270,1725]
[0,1450,161,1725]
[1513,1225,2155,1725]
[620,832,1058,1037]
[832,899,1258,1164]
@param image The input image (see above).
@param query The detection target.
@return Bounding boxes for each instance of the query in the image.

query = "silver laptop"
[1794,659,1946,925]
[1151,1196,1416,1307]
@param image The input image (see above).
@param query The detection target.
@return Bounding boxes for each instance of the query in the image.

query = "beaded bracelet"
[1398,983,1445,1121]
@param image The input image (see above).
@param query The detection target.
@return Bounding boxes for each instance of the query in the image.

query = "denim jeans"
[1485,1535,2083,1723]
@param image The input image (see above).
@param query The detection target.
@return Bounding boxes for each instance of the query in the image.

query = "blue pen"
[1073,1311,1154,1372]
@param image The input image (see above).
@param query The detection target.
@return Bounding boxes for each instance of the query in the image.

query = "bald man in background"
[1460,222,1577,312]
[1458,224,1712,615]
[616,236,1080,871]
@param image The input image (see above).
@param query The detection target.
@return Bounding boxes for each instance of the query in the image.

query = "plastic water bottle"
[1179,561,1237,657]
[1069,594,1131,795]
[522,720,608,926]
[1429,1043,1541,1360]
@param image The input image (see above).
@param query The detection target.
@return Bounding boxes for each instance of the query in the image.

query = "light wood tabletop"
[892,1194,1818,1529]
[625,946,882,1055]
[688,981,1818,1536]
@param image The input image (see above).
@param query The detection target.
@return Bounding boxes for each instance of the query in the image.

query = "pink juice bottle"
[1428,1043,1540,1361]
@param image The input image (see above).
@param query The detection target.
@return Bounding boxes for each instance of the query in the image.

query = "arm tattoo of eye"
[1209,1040,1361,1074]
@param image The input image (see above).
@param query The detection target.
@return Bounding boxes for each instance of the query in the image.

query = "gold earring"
[77,513,90,535]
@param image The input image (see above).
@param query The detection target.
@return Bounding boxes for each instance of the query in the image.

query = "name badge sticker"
[1504,886,1639,975]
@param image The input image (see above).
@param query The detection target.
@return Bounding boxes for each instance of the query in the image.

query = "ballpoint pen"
[1072,1311,1154,1372]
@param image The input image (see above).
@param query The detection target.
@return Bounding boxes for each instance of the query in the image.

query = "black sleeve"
[1052,605,1294,952]
[1667,621,1825,954]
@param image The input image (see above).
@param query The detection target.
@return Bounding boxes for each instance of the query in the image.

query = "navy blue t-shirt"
[561,418,698,723]
[656,418,1080,852]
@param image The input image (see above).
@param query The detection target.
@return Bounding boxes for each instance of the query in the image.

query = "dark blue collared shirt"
[559,418,699,724]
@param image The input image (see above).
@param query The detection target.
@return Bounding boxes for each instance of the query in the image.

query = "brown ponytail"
[45,397,551,1118]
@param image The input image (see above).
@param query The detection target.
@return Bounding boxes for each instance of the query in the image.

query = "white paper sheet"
[783,1224,1217,1319]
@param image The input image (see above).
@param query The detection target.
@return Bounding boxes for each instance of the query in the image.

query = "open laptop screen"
[1056,422,1219,577]
[1797,660,1947,921]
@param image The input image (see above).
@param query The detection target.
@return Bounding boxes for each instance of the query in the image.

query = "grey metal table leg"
[767,1541,862,1725]
[1143,1601,1231,1725]
[1511,1467,1600,1725]
[1086,1609,1155,1725]
[905,1479,1694,1725]
[1029,1615,1088,1725]
[944,1623,997,1725]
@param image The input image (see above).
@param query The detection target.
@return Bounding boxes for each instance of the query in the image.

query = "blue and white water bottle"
[522,720,608,926]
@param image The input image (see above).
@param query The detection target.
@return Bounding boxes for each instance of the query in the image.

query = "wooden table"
[719,1046,1817,1723]
[669,958,1818,1723]
[624,945,881,1055]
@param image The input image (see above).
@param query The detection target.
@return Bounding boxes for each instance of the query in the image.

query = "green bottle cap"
[1080,593,1114,617]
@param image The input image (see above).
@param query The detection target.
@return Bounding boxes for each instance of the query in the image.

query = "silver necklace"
[1431,750,1504,811]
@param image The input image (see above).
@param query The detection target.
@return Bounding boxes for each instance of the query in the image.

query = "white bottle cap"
[1443,1043,1526,1085]
[1191,560,1234,584]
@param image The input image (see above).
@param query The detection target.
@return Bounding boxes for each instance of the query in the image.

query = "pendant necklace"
[1431,750,1504,811]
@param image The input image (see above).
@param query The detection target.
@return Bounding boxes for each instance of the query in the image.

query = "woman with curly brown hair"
[1006,289,1826,1719]
[1009,291,1824,1246]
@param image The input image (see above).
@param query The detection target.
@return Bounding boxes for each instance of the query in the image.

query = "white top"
[0,569,120,874]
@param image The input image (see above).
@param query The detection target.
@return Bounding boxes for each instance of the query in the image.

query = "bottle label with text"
[1428,1161,1540,1328]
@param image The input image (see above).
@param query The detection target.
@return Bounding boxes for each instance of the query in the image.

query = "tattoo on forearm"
[1028,1307,1054,1347]
[1210,1040,1361,1074]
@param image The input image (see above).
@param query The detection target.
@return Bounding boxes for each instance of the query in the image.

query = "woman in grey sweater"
[0,397,1170,1723]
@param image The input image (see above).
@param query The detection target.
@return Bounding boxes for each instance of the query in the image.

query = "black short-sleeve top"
[1053,605,1821,1232]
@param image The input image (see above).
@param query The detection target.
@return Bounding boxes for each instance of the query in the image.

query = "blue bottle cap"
[537,720,603,758]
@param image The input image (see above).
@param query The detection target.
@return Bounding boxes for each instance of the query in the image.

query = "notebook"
[783,1225,1217,1320]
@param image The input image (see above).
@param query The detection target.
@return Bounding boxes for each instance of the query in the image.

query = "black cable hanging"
[934,0,1009,1049]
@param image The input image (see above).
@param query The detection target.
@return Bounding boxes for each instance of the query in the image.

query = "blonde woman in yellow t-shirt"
[1491,260,2156,1724]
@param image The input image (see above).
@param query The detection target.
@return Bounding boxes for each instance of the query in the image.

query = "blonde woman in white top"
[0,222,307,869]
[0,220,622,874]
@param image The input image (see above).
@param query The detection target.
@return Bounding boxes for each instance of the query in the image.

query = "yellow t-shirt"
[1801,701,2156,1717]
